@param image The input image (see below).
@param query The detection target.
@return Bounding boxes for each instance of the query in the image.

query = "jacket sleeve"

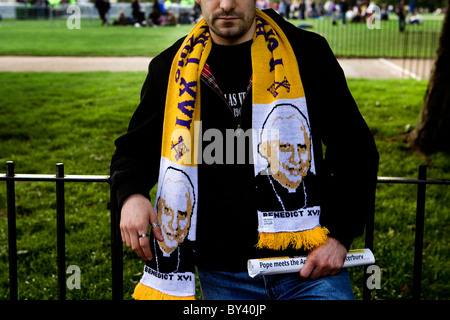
[301,34,380,249]
[109,57,167,209]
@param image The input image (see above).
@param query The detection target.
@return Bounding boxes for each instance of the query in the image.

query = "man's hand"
[299,237,347,280]
[120,194,163,260]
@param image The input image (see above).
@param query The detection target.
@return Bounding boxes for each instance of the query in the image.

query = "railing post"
[56,163,66,300]
[363,199,375,300]
[110,186,123,300]
[6,161,18,300]
[413,165,427,300]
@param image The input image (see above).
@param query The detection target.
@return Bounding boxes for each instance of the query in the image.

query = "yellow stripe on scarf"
[251,10,326,251]
[251,9,305,104]
[133,283,195,300]
[256,226,329,251]
[161,22,211,166]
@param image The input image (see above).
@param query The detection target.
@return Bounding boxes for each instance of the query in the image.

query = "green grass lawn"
[0,72,449,300]
[0,13,444,58]
[0,19,193,57]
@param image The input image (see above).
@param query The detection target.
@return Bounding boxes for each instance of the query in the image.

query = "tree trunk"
[409,0,450,155]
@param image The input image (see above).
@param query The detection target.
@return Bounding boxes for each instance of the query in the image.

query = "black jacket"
[110,9,379,272]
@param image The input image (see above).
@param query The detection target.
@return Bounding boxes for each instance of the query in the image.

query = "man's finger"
[120,228,128,246]
[138,233,153,260]
[299,258,314,279]
[309,265,328,280]
[131,233,146,259]
[151,221,163,242]
[149,207,164,242]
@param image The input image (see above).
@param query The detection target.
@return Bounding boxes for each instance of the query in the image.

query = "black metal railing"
[363,165,450,300]
[1,161,449,300]
[311,18,442,60]
[1,161,122,301]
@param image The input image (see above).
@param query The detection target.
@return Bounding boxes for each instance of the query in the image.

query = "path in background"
[0,56,434,80]
[331,58,432,80]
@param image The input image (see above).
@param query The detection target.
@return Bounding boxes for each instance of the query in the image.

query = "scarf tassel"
[132,283,195,300]
[256,226,329,251]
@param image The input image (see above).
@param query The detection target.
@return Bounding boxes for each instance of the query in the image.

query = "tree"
[409,0,450,155]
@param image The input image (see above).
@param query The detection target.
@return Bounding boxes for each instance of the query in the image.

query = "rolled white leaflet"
[248,248,375,278]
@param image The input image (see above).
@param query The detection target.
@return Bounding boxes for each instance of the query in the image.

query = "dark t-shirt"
[206,40,253,128]
[195,40,258,272]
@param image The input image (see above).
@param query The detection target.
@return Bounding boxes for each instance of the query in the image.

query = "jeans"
[197,268,355,300]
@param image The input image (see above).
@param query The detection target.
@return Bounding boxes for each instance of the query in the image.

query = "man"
[396,0,407,33]
[111,0,379,300]
[340,0,348,25]
[95,0,111,26]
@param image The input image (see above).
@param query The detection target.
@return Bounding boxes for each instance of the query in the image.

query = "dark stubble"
[209,9,255,40]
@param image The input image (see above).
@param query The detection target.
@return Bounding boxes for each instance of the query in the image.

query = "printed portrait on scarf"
[147,166,196,274]
[254,103,320,213]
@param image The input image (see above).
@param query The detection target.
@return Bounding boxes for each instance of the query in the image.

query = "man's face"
[195,0,257,45]
[259,114,311,191]
[276,124,311,186]
[157,180,193,254]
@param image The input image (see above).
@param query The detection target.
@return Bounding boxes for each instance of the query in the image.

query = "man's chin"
[215,29,241,39]
[161,241,177,252]
[282,169,304,183]
[211,23,244,39]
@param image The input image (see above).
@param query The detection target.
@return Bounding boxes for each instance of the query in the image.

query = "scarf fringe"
[132,283,195,300]
[256,226,329,251]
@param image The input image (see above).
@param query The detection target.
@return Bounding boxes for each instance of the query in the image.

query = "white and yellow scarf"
[133,9,328,300]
